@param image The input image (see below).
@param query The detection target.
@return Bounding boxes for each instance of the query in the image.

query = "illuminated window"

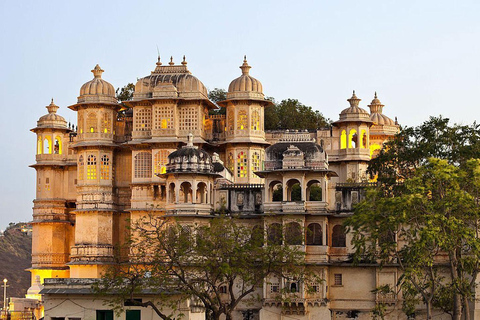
[370,143,382,158]
[43,136,52,154]
[87,155,97,180]
[237,110,247,130]
[227,109,234,131]
[251,110,260,130]
[37,137,42,154]
[100,155,110,180]
[227,152,234,173]
[78,155,84,180]
[78,113,84,134]
[135,152,152,178]
[54,136,62,154]
[102,112,111,134]
[154,106,173,129]
[45,177,50,191]
[237,151,248,178]
[87,112,97,133]
[348,129,358,148]
[135,108,152,131]
[251,152,260,177]
[340,130,347,149]
[154,150,170,175]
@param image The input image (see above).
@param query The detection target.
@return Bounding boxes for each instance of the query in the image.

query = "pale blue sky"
[0,0,479,227]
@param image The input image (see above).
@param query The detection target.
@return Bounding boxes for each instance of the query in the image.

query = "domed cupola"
[368,92,396,126]
[166,134,219,174]
[335,91,372,124]
[226,56,264,101]
[77,64,117,105]
[35,99,67,129]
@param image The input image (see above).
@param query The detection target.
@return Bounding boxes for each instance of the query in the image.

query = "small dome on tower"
[36,99,67,129]
[77,65,117,104]
[227,56,264,101]
[334,91,372,124]
[368,92,396,126]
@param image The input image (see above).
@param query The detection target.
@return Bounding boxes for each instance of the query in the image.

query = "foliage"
[96,215,313,320]
[265,99,330,130]
[208,88,227,115]
[346,158,480,320]
[368,116,480,186]
[116,83,135,102]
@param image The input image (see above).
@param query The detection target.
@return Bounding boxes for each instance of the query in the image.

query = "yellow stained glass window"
[87,155,97,180]
[100,155,110,180]
[251,152,260,177]
[251,110,260,130]
[237,110,247,130]
[154,150,170,175]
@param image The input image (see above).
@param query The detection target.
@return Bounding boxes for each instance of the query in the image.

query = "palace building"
[29,56,459,320]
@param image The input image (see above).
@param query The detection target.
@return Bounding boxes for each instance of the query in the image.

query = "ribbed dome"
[36,99,67,129]
[77,65,117,104]
[368,93,396,126]
[166,134,214,174]
[226,57,264,100]
[133,56,208,101]
[336,91,371,123]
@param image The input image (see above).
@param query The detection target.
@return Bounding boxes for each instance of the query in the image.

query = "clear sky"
[0,0,479,227]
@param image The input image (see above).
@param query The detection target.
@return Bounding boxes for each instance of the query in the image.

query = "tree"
[368,116,480,186]
[208,88,227,115]
[347,158,480,320]
[264,99,330,130]
[116,83,135,102]
[96,215,313,320]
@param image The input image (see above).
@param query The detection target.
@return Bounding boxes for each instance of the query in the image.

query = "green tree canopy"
[116,83,135,102]
[96,216,314,320]
[265,98,330,130]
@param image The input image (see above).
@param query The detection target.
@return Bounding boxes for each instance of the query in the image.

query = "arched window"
[154,150,170,175]
[100,155,110,180]
[102,112,112,134]
[251,152,260,177]
[87,112,97,133]
[307,180,322,201]
[306,223,322,245]
[196,182,207,204]
[267,223,282,245]
[43,136,52,154]
[54,136,62,154]
[251,110,260,130]
[360,129,367,148]
[332,225,346,247]
[87,155,97,180]
[180,182,192,203]
[134,152,152,178]
[340,130,347,149]
[270,181,283,202]
[286,179,301,201]
[37,137,42,155]
[237,110,247,130]
[168,183,176,203]
[227,152,234,173]
[78,155,84,180]
[348,129,358,148]
[285,222,302,245]
[237,151,248,178]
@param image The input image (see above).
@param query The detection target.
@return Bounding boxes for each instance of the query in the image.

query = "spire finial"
[347,90,361,107]
[240,56,251,75]
[181,55,187,66]
[156,55,162,66]
[374,91,377,99]
[46,98,59,114]
[169,56,174,66]
[92,64,104,78]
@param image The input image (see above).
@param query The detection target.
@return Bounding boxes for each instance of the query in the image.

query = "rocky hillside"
[0,223,32,298]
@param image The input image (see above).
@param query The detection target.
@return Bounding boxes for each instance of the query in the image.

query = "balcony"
[31,253,69,266]
[70,245,114,262]
[376,292,397,305]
